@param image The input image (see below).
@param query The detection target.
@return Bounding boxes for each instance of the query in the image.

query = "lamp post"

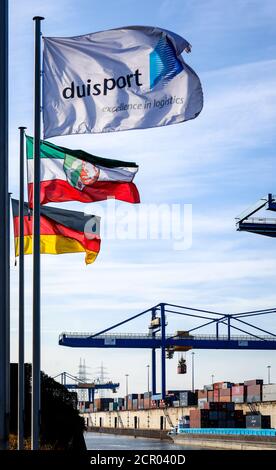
[267,365,271,385]
[211,374,214,385]
[125,374,129,410]
[191,352,195,392]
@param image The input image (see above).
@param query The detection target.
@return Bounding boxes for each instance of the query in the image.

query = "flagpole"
[0,0,9,450]
[18,126,27,450]
[32,16,44,451]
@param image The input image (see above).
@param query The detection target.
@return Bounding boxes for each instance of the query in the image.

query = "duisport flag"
[12,199,101,265]
[26,136,140,205]
[43,26,203,138]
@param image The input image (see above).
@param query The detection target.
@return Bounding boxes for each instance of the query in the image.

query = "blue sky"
[9,0,276,395]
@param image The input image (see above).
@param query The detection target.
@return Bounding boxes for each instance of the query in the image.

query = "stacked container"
[138,393,144,410]
[190,404,245,429]
[127,393,138,410]
[179,391,198,407]
[262,384,276,402]
[190,409,210,428]
[109,402,119,411]
[246,381,263,402]
[213,389,219,402]
[114,397,124,410]
[232,385,246,403]
[219,388,232,402]
[143,392,152,409]
[246,414,271,429]
[94,398,114,412]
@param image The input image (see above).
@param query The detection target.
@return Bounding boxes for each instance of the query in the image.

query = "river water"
[85,432,206,450]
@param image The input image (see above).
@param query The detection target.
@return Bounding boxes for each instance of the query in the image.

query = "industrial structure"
[52,371,119,404]
[236,193,276,236]
[59,303,276,400]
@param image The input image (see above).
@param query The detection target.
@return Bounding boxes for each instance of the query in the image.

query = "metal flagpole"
[0,0,9,450]
[32,16,44,450]
[18,126,27,450]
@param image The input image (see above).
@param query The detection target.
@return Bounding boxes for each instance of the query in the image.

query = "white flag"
[43,26,203,138]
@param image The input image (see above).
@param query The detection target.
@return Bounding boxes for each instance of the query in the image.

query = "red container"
[213,382,223,390]
[232,385,246,395]
[207,391,214,402]
[213,390,219,402]
[244,379,263,386]
[219,389,231,401]
[143,398,151,409]
[198,390,208,399]
[219,396,231,403]
[247,384,262,402]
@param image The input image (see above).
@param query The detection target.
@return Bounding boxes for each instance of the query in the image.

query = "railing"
[241,217,276,225]
[59,332,276,342]
[178,428,276,437]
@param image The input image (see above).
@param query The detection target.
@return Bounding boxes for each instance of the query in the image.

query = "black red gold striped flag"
[12,199,100,265]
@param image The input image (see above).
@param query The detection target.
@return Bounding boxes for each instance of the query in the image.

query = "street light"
[211,374,214,385]
[125,374,129,410]
[267,366,271,385]
[191,352,195,392]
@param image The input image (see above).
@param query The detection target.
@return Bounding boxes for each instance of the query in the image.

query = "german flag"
[12,199,101,264]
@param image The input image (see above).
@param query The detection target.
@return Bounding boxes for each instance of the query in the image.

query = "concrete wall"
[83,401,276,430]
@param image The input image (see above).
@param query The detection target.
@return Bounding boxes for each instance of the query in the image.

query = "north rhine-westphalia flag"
[26,135,140,206]
[12,199,101,265]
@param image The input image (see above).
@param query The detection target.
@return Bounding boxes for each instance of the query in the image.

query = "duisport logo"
[62,36,184,100]
[149,36,184,89]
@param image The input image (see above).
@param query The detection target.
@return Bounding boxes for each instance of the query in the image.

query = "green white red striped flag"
[26,136,140,206]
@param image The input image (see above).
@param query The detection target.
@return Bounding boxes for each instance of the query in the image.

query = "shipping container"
[213,382,224,390]
[204,384,213,391]
[198,398,208,409]
[244,379,263,386]
[109,402,118,411]
[207,391,214,402]
[198,390,208,399]
[209,411,218,420]
[218,402,235,411]
[219,396,231,403]
[213,390,219,402]
[263,384,276,393]
[173,400,180,407]
[232,385,246,395]
[152,393,162,401]
[246,414,271,429]
[127,400,133,410]
[179,391,197,407]
[219,388,231,397]
[143,398,151,409]
[246,384,262,403]
[94,398,114,411]
[232,395,245,403]
[262,384,276,402]
[262,393,276,402]
[225,421,235,428]
[221,382,232,389]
